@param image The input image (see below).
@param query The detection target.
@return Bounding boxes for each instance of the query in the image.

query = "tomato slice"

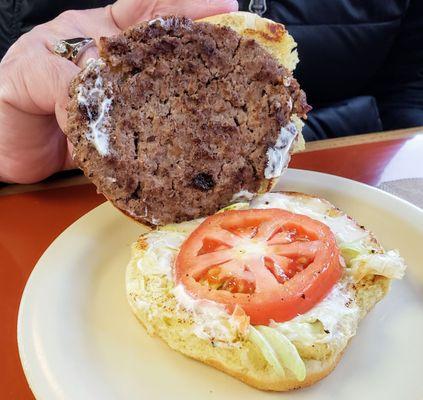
[175,209,343,325]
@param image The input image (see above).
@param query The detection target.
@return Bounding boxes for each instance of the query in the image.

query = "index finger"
[111,0,238,30]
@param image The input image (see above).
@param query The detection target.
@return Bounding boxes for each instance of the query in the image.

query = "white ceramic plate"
[18,169,423,400]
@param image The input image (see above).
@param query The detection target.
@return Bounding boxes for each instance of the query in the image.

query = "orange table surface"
[1,128,422,399]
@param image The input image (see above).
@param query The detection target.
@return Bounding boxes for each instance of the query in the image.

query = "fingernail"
[212,0,238,12]
[222,0,239,11]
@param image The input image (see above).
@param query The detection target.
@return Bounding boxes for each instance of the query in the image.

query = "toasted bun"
[200,11,299,73]
[126,192,393,391]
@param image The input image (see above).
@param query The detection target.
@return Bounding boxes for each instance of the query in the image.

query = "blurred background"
[1,0,422,141]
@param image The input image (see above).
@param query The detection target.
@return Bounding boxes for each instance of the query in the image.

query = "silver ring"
[52,37,95,64]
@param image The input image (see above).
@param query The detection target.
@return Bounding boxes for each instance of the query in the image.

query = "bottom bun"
[126,192,399,391]
[127,260,388,391]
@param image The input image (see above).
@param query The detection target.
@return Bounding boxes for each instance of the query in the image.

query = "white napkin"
[378,178,423,209]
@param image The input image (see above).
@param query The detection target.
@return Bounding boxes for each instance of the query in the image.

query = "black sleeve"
[302,96,383,141]
[0,1,18,60]
[0,0,113,60]
[372,0,423,130]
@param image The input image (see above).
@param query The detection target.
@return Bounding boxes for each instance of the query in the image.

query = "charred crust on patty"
[192,173,215,191]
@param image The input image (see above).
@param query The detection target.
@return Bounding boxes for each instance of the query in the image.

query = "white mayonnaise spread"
[148,16,167,26]
[76,59,113,156]
[150,216,161,226]
[264,122,297,179]
[287,97,293,112]
[148,16,191,30]
[136,230,186,278]
[172,284,243,344]
[251,193,368,243]
[271,281,359,347]
[283,76,292,87]
[231,190,255,202]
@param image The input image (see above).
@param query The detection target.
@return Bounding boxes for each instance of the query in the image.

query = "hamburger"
[65,11,406,392]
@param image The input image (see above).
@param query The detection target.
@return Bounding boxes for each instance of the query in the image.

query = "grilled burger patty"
[66,16,310,225]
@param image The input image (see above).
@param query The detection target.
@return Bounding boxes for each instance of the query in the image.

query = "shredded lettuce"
[350,250,406,281]
[160,220,202,235]
[249,326,285,377]
[339,240,368,265]
[218,202,250,212]
[257,325,306,381]
[270,320,326,346]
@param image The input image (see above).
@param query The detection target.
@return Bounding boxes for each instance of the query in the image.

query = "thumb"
[111,0,238,30]
[62,140,76,170]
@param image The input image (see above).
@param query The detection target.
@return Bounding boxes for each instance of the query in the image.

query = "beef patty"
[66,16,310,225]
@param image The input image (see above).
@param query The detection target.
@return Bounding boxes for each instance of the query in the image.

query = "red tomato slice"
[174,209,343,325]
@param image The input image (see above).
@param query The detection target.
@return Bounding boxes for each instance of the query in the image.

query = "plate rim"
[17,168,423,399]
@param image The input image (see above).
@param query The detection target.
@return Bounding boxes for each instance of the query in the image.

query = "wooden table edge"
[1,126,422,197]
[0,175,91,196]
[302,126,423,152]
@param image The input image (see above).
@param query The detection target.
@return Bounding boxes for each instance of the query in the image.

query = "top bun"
[200,11,299,72]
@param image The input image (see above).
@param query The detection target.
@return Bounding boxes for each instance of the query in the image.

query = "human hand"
[0,0,238,183]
